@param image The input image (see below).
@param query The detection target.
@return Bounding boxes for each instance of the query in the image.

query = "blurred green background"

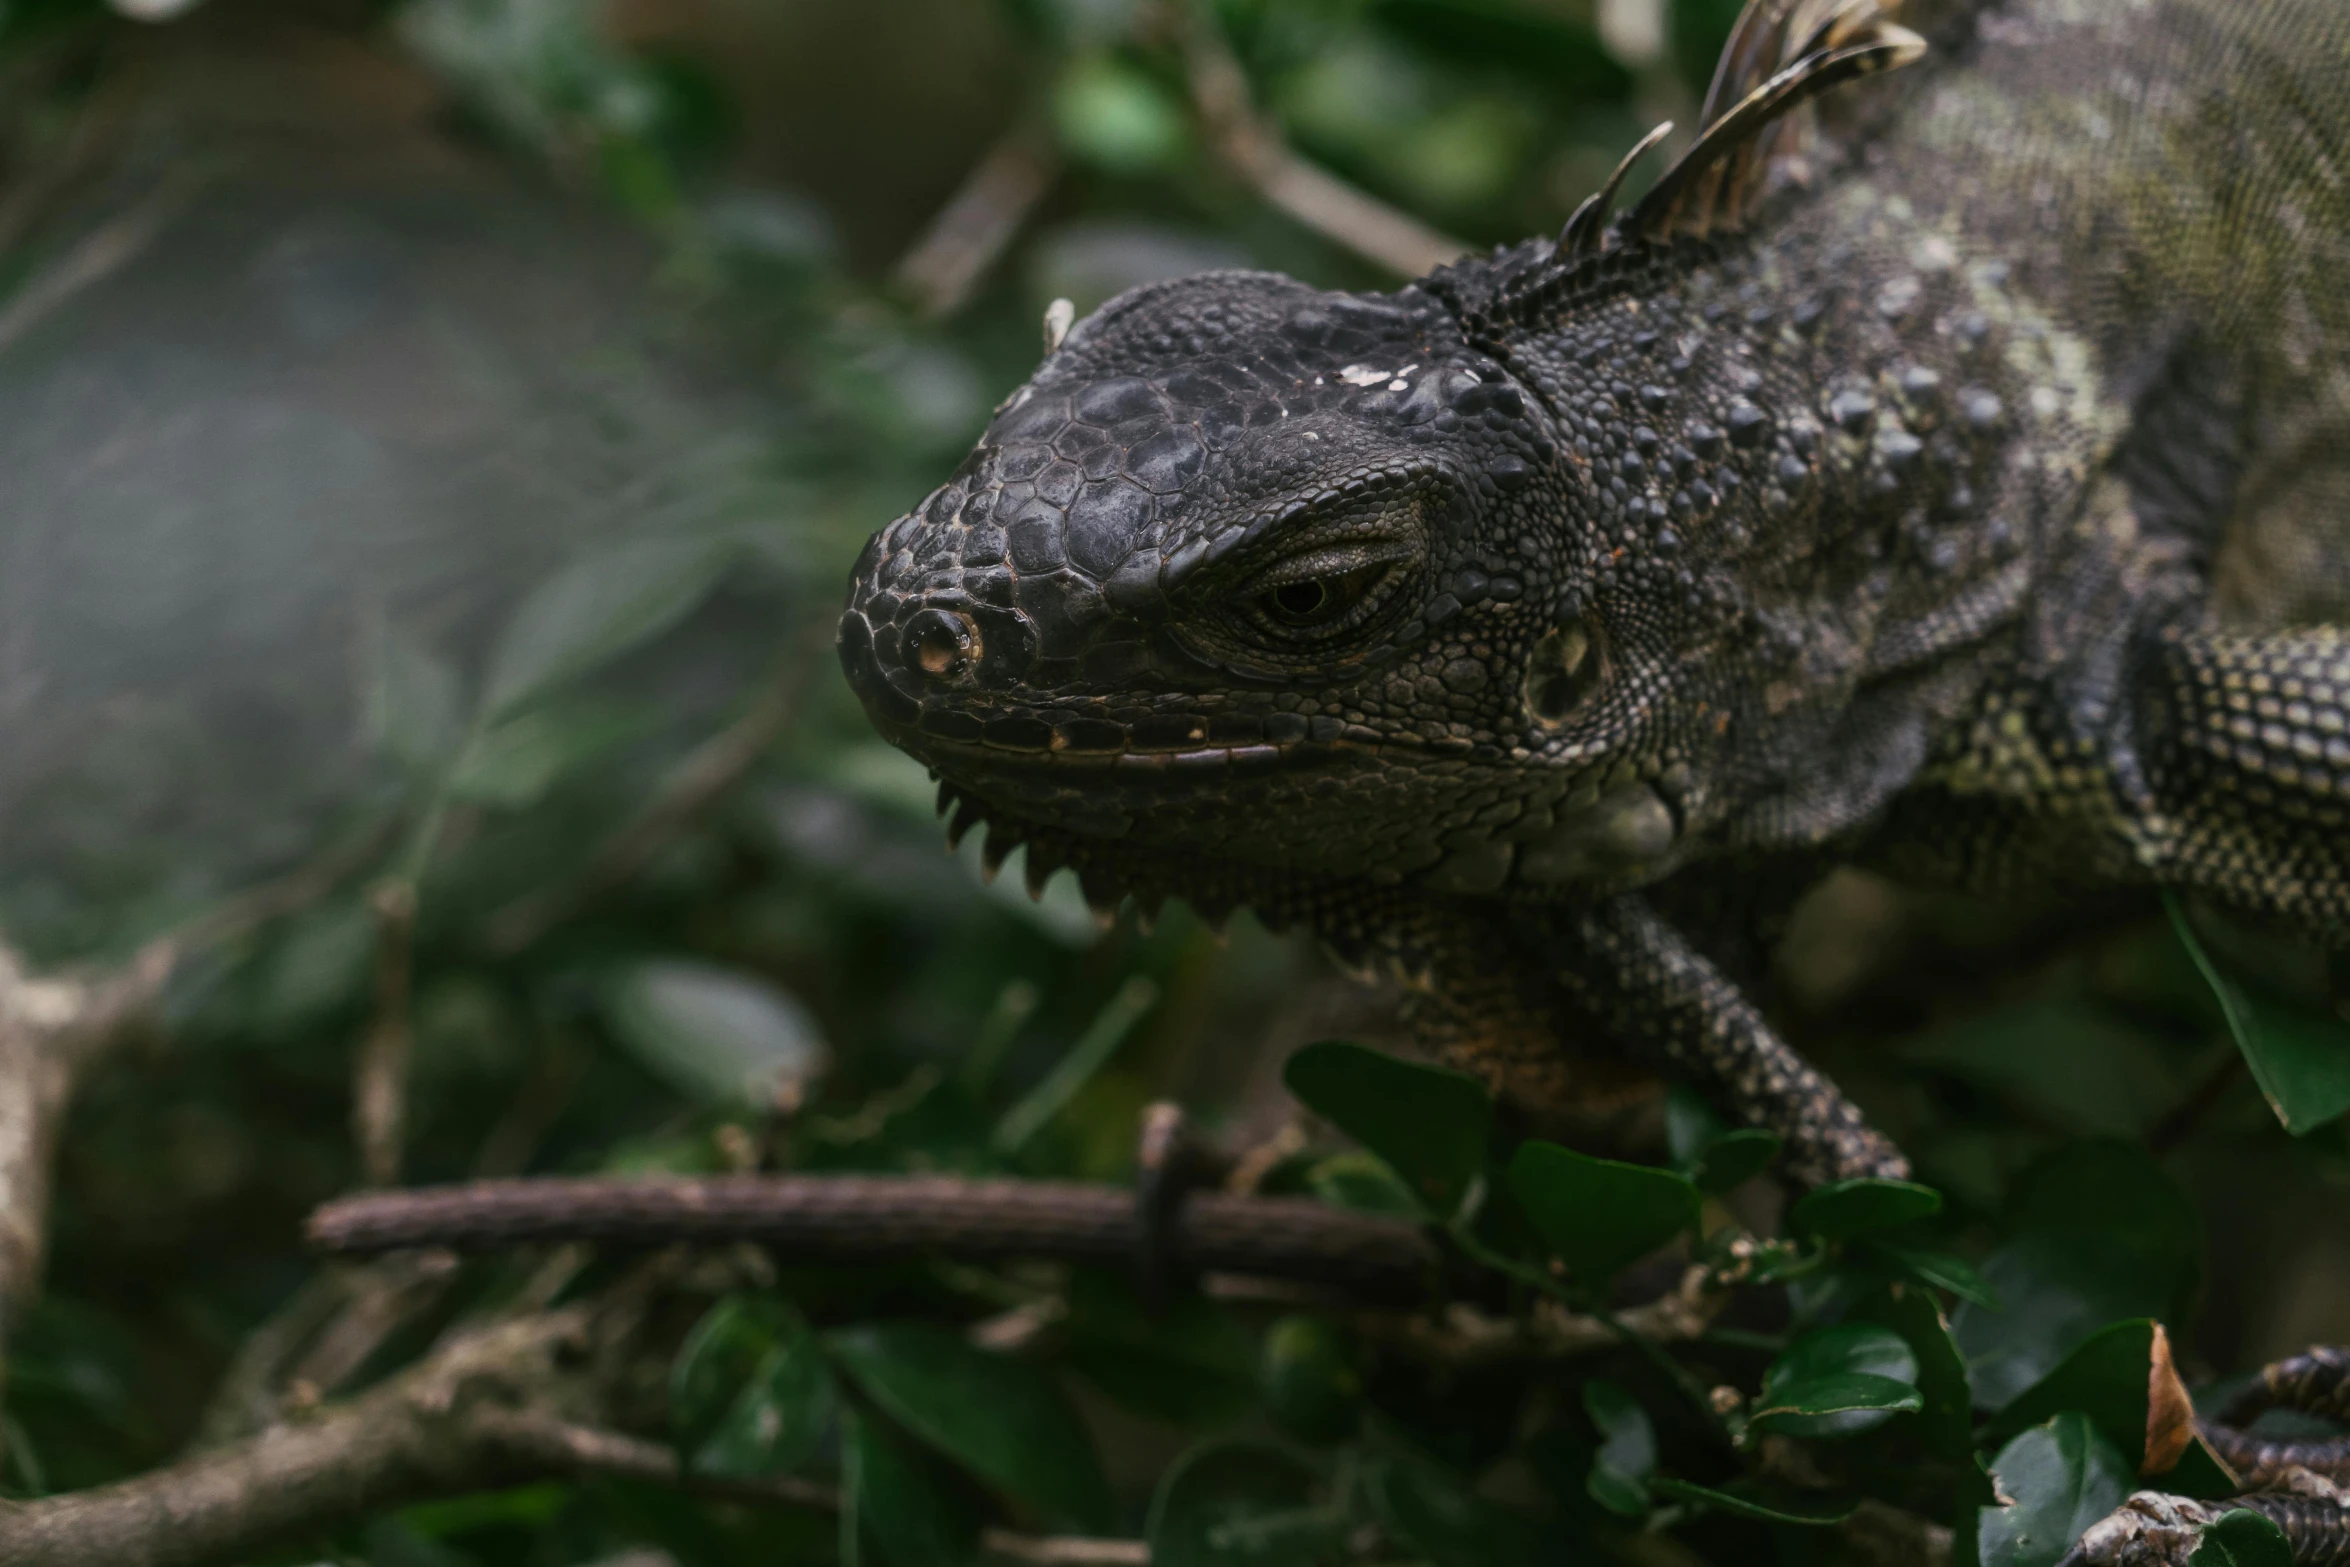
[0,0,2345,1562]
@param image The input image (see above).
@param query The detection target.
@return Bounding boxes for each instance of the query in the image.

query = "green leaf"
[1751,1373,1923,1432]
[1302,1152,1421,1218]
[482,535,734,718]
[2168,893,2350,1134]
[1869,1242,2000,1309]
[1507,1141,1698,1286]
[1052,56,1189,174]
[1581,1379,1654,1518]
[1690,1129,1782,1194]
[1283,1041,1493,1219]
[1978,1413,2132,1567]
[1985,1319,2197,1478]
[1755,1324,1920,1438]
[1853,1285,1976,1460]
[1648,1476,1857,1526]
[670,1296,835,1479]
[448,700,647,809]
[1789,1178,1943,1242]
[829,1322,1112,1530]
[603,958,828,1105]
[1146,1441,1338,1567]
[842,1405,982,1567]
[1258,1314,1360,1444]
[1956,1140,2201,1409]
[2189,1509,2295,1567]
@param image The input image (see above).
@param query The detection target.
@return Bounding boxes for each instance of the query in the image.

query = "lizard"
[838,0,2350,1201]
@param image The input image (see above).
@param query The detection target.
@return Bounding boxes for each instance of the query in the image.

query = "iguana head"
[837,263,1726,896]
[839,5,1937,901]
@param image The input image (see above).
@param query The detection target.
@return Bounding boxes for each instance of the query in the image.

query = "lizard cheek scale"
[840,0,2350,1200]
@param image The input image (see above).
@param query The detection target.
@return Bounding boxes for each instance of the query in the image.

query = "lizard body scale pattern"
[839,0,2350,1190]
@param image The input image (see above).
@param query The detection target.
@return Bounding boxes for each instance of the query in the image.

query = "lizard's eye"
[1259,566,1386,629]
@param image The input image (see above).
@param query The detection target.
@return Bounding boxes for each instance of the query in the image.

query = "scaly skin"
[838,0,2350,1189]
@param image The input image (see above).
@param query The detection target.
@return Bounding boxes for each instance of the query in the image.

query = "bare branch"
[1176,7,1468,277]
[0,937,176,1366]
[893,128,1061,319]
[309,1173,1459,1304]
[0,1309,598,1567]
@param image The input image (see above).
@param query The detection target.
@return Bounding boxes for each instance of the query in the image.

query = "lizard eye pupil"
[1271,580,1331,620]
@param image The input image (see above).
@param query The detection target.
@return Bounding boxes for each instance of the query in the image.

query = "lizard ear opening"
[1524,617,1604,726]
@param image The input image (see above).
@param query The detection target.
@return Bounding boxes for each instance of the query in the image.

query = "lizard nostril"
[906,608,981,682]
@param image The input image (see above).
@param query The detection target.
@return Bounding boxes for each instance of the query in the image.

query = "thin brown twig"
[981,1531,1151,1565]
[0,168,202,355]
[356,880,420,1188]
[483,624,830,954]
[1175,4,1468,277]
[892,126,1061,319]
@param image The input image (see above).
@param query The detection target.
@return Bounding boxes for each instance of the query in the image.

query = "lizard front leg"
[1529,894,1910,1187]
[2136,624,2350,942]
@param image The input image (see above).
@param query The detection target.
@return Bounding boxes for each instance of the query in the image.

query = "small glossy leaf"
[1979,1413,2132,1567]
[1986,1319,2161,1465]
[482,535,734,718]
[842,1405,981,1567]
[1284,1041,1493,1218]
[1507,1141,1699,1286]
[1855,1285,1975,1460]
[1146,1441,1338,1567]
[1870,1242,1999,1309]
[1751,1373,1923,1432]
[604,959,828,1104]
[1790,1178,1942,1242]
[1302,1152,1420,1218]
[829,1322,1111,1530]
[2169,894,2350,1134]
[1757,1323,1920,1438]
[1582,1379,1654,1517]
[1259,1314,1360,1444]
[2189,1509,2295,1567]
[671,1296,835,1479]
[1648,1477,1857,1526]
[1690,1128,1782,1194]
